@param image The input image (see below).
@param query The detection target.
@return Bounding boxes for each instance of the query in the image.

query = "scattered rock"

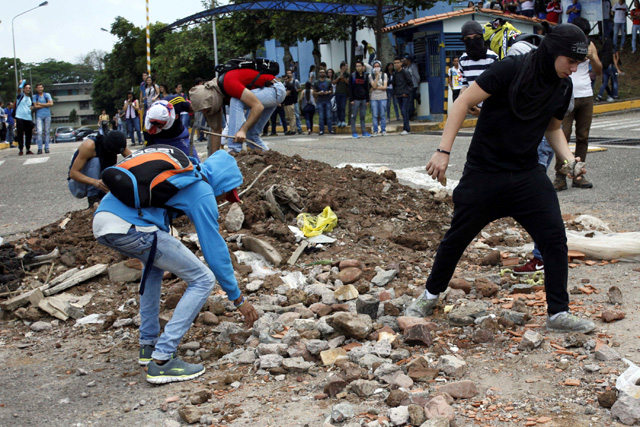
[349,379,379,398]
[305,339,329,355]
[320,348,348,366]
[225,203,244,231]
[448,278,471,294]
[608,286,624,305]
[201,311,219,326]
[337,267,363,284]
[435,380,478,399]
[310,303,333,317]
[356,295,380,320]
[419,418,451,427]
[594,345,621,361]
[518,330,543,351]
[259,354,284,369]
[339,259,363,270]
[500,309,530,326]
[241,236,282,265]
[436,355,467,378]
[181,341,200,351]
[602,310,626,323]
[179,406,203,424]
[397,316,429,333]
[404,324,433,347]
[448,301,487,326]
[474,277,500,297]
[331,402,355,423]
[381,371,414,389]
[444,288,467,303]
[388,406,410,426]
[334,284,359,301]
[189,389,212,405]
[472,328,494,344]
[479,250,501,266]
[598,389,618,408]
[408,404,427,426]
[30,321,52,332]
[283,357,314,373]
[387,389,409,407]
[107,261,142,283]
[612,392,640,425]
[424,396,455,422]
[371,267,397,287]
[327,312,373,339]
[325,377,348,398]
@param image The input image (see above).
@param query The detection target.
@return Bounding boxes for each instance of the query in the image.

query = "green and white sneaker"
[139,345,154,366]
[546,312,596,333]
[405,292,438,317]
[146,357,205,385]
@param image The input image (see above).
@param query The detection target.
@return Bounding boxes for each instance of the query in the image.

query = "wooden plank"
[46,268,79,288]
[287,241,309,266]
[43,264,107,296]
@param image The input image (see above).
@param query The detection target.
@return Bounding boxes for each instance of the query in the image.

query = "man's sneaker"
[513,258,544,275]
[400,130,410,135]
[18,151,23,156]
[372,132,379,137]
[37,149,43,155]
[546,313,596,333]
[606,96,614,102]
[405,293,438,317]
[553,176,567,192]
[352,132,359,138]
[139,345,155,366]
[146,357,205,384]
[381,131,387,136]
[572,176,593,188]
[26,150,34,155]
[595,95,603,102]
[45,148,50,154]
[362,132,372,137]
[329,130,335,134]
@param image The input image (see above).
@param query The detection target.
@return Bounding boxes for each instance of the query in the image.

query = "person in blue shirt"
[5,101,15,146]
[33,83,54,154]
[93,149,259,384]
[14,80,34,156]
[566,0,582,23]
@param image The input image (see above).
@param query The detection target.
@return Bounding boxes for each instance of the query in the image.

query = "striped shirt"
[459,51,499,87]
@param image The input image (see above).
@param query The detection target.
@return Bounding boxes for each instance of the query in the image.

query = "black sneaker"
[146,357,205,384]
[37,149,43,155]
[45,148,50,154]
[139,344,154,366]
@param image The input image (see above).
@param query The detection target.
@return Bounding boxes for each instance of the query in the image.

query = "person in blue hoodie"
[93,150,258,384]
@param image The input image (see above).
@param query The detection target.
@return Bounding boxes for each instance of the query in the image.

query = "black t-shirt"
[466,57,572,172]
[283,81,297,106]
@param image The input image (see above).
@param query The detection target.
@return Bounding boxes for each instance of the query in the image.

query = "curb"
[0,142,9,151]
[593,99,640,114]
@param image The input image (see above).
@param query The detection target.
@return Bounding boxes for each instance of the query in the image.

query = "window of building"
[79,101,91,110]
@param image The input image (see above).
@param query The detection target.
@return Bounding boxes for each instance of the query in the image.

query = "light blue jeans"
[226,82,286,153]
[351,99,367,134]
[36,116,51,150]
[126,117,142,144]
[294,103,303,133]
[316,100,332,133]
[180,113,190,130]
[371,99,387,133]
[68,157,102,198]
[97,228,216,361]
[613,22,626,48]
[632,24,640,52]
[532,137,554,261]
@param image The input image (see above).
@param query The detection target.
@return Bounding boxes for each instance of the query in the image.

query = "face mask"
[464,37,487,61]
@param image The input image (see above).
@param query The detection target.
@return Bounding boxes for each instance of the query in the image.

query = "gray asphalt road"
[1,110,638,240]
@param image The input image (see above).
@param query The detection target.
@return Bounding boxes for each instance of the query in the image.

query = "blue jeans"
[397,95,411,131]
[126,117,142,144]
[614,22,626,48]
[632,24,640,52]
[335,93,348,124]
[386,88,399,120]
[180,113,190,131]
[371,99,387,133]
[97,228,215,361]
[294,103,303,133]
[226,82,286,152]
[598,65,619,99]
[350,99,367,134]
[317,100,332,133]
[36,116,51,150]
[68,157,102,198]
[532,137,555,261]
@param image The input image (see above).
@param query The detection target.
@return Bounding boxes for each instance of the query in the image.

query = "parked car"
[54,127,76,143]
[74,127,94,141]
[87,131,99,140]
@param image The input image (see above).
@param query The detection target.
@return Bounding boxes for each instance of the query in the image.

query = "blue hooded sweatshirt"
[95,150,244,301]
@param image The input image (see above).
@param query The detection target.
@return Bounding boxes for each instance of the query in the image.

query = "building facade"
[49,82,96,124]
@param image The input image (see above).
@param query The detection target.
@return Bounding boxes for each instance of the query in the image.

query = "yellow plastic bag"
[296,206,338,237]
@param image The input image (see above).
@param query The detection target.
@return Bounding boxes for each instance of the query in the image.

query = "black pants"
[426,165,569,314]
[16,118,33,152]
[270,106,287,134]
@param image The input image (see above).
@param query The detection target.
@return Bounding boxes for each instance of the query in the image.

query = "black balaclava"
[509,24,588,120]
[96,130,127,172]
[461,21,487,61]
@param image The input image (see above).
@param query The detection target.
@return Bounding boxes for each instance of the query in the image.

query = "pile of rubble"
[1,151,638,426]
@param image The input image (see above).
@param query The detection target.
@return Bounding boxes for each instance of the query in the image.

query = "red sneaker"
[513,258,544,275]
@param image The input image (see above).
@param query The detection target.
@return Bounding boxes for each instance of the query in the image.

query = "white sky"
[0,0,213,64]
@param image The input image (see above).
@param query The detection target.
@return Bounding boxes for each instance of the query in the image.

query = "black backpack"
[214,57,279,78]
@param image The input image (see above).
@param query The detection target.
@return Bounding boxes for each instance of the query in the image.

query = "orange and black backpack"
[102,144,206,212]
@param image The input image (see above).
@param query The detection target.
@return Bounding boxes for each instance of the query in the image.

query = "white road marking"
[0,160,5,166]
[23,157,50,165]
[288,138,318,142]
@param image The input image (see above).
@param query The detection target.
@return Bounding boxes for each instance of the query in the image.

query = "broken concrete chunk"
[437,355,467,378]
[241,236,283,265]
[371,267,397,287]
[107,261,142,283]
[334,284,359,301]
[224,203,244,232]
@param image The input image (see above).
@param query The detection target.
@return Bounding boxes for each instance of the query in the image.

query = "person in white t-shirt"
[613,0,629,49]
[553,19,602,191]
[519,0,535,16]
[447,57,464,102]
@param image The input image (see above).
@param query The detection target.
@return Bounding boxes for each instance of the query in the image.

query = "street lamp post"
[12,1,49,95]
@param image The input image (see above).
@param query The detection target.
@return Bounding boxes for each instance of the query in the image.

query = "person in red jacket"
[546,0,562,22]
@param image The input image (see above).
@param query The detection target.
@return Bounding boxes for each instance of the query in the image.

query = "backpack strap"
[138,231,158,295]
[247,72,263,90]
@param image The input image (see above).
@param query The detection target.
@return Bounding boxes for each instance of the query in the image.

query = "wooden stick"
[201,130,264,151]
[217,165,273,208]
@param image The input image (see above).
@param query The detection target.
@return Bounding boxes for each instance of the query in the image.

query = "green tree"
[68,108,78,124]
